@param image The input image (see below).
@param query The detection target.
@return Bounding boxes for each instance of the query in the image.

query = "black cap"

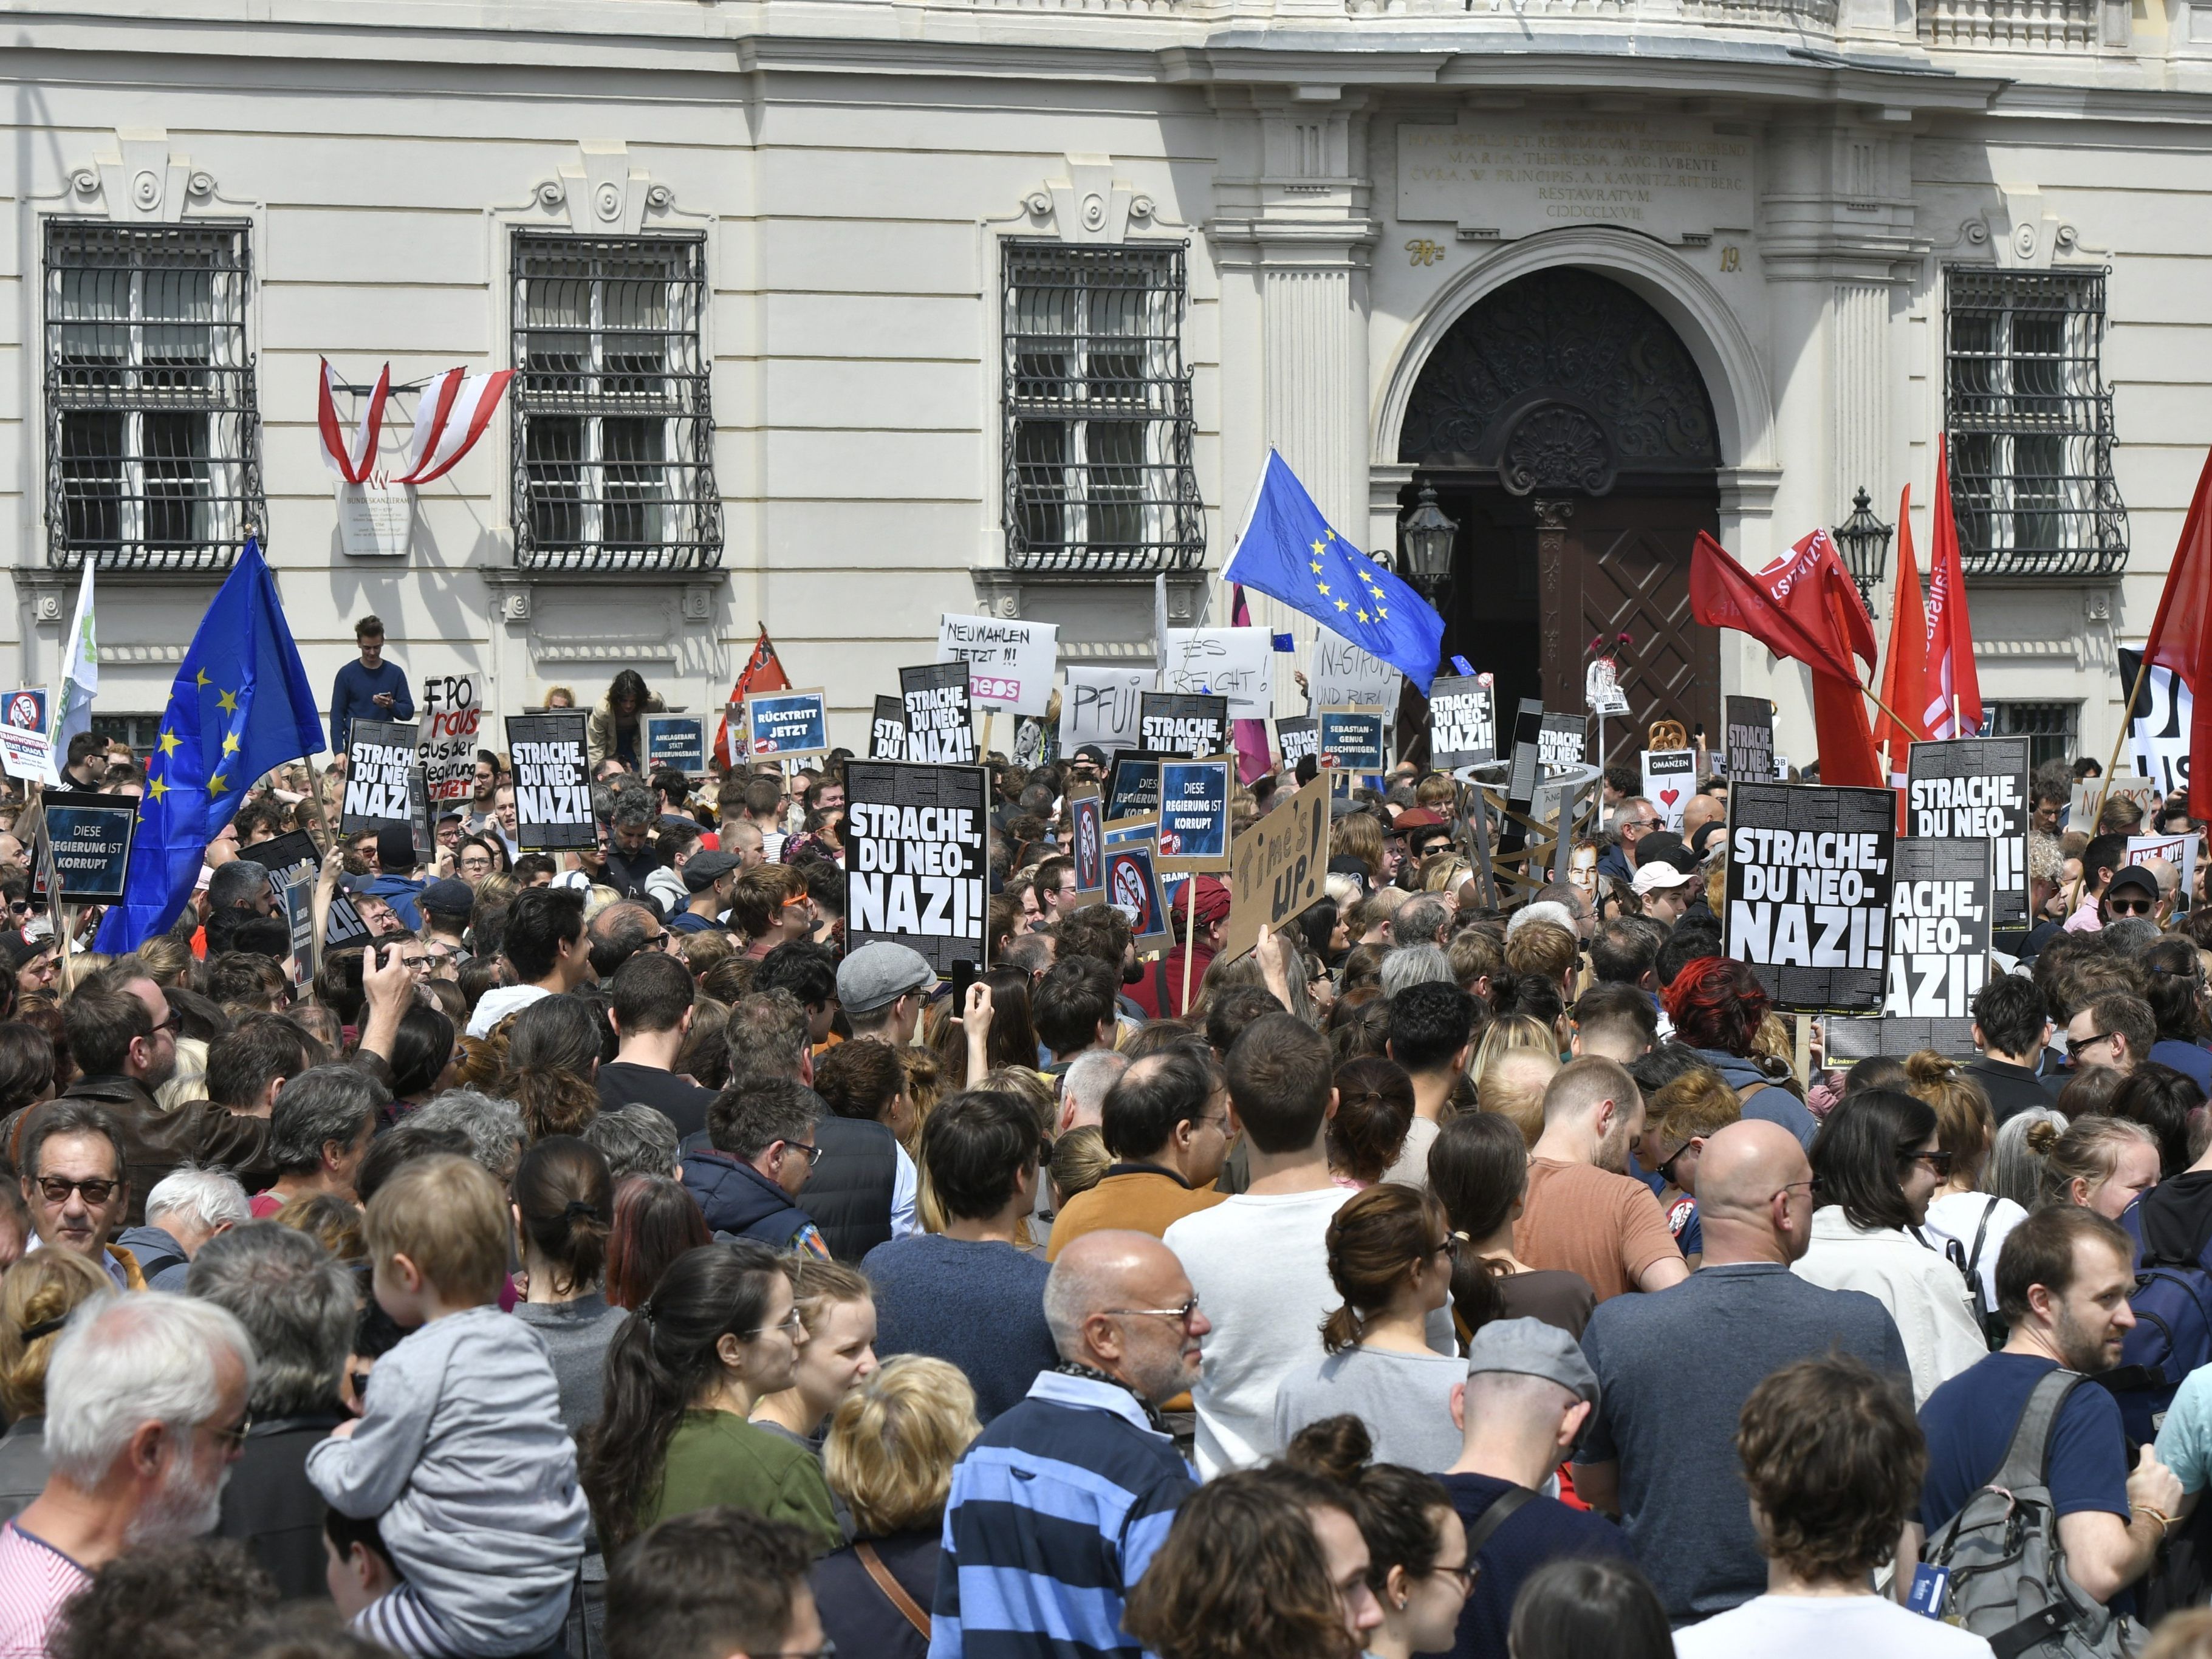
[2107,863,2160,899]
[375,824,419,875]
[420,878,475,918]
[1073,744,1109,767]
[683,849,741,892]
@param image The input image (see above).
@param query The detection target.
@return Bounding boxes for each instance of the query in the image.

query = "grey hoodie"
[307,1306,587,1655]
[1690,1047,1820,1150]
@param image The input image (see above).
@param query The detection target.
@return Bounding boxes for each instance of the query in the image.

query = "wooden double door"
[1423,479,1722,770]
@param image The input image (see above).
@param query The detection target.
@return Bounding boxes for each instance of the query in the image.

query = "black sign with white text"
[1277,716,1318,769]
[1105,752,1166,824]
[1505,700,1545,813]
[1428,675,1496,768]
[844,761,990,972]
[505,713,596,852]
[870,696,908,761]
[340,719,421,836]
[1724,695,1775,784]
[900,663,976,765]
[1881,839,1991,1035]
[1906,737,2030,929]
[1725,782,1896,1012]
[1138,692,1229,760]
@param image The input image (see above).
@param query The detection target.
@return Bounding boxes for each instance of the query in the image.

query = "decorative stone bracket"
[1015,157,1159,245]
[66,130,221,223]
[533,143,680,237]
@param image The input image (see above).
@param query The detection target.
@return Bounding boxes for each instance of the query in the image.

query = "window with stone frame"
[1987,699,2080,775]
[1002,241,1204,574]
[510,231,721,572]
[1943,267,2126,579]
[43,221,265,572]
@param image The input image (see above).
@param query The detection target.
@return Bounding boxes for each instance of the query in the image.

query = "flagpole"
[2064,648,2159,917]
[1179,874,1199,1014]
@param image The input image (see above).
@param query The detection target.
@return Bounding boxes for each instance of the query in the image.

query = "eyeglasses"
[1432,1559,1481,1594]
[36,1175,119,1206]
[149,1011,181,1037]
[779,1140,824,1168]
[1908,1150,1956,1177]
[209,1413,254,1452]
[761,1645,837,1659]
[1772,1178,1822,1202]
[1103,1295,1203,1327]
[2105,896,2155,917]
[740,1306,807,1341]
[2066,1031,2116,1058]
[1431,1236,1462,1263]
[1656,1142,1693,1185]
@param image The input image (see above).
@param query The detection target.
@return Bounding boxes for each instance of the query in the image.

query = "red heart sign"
[1659,788,1680,809]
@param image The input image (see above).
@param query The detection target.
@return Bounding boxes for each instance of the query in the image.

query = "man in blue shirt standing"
[330,615,413,753]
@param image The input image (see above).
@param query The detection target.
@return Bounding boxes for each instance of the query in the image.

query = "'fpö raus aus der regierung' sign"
[843,761,990,971]
[1724,782,1896,1013]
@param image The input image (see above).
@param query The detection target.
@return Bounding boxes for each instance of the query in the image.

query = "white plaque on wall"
[337,482,413,558]
[1398,114,1752,243]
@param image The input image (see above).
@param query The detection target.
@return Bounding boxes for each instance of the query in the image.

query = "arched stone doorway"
[1397,267,1723,765]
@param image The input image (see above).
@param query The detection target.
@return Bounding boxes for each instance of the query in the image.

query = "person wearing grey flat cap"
[837,942,936,1047]
[1434,1318,1629,1659]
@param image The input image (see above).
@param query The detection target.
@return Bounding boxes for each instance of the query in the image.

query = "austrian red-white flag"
[396,368,514,486]
[316,358,388,484]
[1920,435,1985,740]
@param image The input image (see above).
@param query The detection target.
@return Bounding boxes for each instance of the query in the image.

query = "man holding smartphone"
[329,615,414,754]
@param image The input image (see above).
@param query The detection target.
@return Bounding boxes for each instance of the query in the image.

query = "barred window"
[1987,700,2080,774]
[511,233,721,572]
[1943,268,2126,578]
[43,222,264,572]
[1003,242,1204,574]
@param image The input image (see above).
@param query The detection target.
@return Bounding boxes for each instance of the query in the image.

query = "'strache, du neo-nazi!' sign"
[843,761,991,971]
[505,713,595,851]
[1724,782,1896,1013]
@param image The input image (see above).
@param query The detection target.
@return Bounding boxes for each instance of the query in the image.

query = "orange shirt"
[1512,1157,1682,1303]
[1046,1166,1227,1260]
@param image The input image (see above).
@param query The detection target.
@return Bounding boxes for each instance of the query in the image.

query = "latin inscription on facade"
[1397,115,1752,243]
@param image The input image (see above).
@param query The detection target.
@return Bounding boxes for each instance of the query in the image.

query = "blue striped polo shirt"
[930,1370,1197,1659]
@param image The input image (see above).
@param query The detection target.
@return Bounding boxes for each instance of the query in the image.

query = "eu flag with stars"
[1222,450,1447,694]
[95,539,326,952]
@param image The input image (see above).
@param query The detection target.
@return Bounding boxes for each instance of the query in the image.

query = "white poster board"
[937,614,1059,717]
[1310,629,1403,710]
[1159,628,1275,719]
[1642,748,1697,833]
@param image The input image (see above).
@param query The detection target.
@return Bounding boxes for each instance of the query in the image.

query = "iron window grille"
[1988,700,2080,774]
[510,233,721,573]
[43,221,265,573]
[1943,267,2127,579]
[1002,241,1205,575]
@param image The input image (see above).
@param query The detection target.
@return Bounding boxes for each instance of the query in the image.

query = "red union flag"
[712,630,792,768]
[1920,437,1984,740]
[2144,445,2212,816]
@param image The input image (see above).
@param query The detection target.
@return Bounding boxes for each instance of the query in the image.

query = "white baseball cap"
[1631,861,1697,896]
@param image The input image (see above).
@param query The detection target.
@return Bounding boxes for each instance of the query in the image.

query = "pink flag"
[1230,584,1272,784]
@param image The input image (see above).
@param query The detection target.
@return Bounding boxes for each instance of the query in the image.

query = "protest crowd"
[11,513,2212,1659]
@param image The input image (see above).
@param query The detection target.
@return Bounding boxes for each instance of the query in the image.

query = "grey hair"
[1506,901,1575,940]
[185,1222,355,1416]
[267,1065,386,1177]
[610,785,657,832]
[583,1103,682,1181]
[2101,916,2162,959]
[1989,1107,2069,1209]
[1041,1249,1115,1361]
[43,1293,256,1485]
[143,1168,253,1234]
[1061,1050,1129,1123]
[207,858,273,911]
[409,1089,529,1182]
[1391,895,1452,950]
[1380,943,1455,1001]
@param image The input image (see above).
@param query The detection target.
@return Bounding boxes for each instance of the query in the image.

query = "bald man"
[1680,790,1725,847]
[936,1230,1204,1657]
[1570,1121,1911,1627]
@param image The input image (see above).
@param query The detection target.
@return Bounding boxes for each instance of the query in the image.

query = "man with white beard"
[0,1295,255,1654]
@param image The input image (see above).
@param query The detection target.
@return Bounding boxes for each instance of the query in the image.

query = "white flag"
[53,559,96,753]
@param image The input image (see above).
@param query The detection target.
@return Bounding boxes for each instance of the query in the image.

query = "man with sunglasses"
[16,1098,137,1288]
[59,972,273,1225]
[2065,991,2154,1079]
[2063,833,2132,934]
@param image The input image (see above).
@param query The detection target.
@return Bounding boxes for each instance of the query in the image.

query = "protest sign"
[1277,716,1319,770]
[2072,774,2160,828]
[1104,842,1173,953]
[1138,692,1229,759]
[901,663,977,765]
[505,713,595,851]
[1067,785,1106,908]
[1428,675,1496,769]
[1013,715,1051,769]
[1642,749,1697,833]
[1061,666,1148,754]
[2128,832,2198,911]
[1881,839,1992,1026]
[1724,782,1896,1012]
[1104,817,1156,848]
[1157,758,1233,871]
[323,891,374,953]
[1504,700,1545,815]
[1827,1016,1978,1064]
[0,724,57,785]
[644,714,708,775]
[1906,738,2030,929]
[844,761,990,972]
[1312,630,1402,709]
[417,674,481,807]
[340,720,421,835]
[869,696,908,761]
[5,689,48,733]
[1319,709,1388,775]
[1220,772,1329,965]
[250,830,324,884]
[1724,696,1774,784]
[1105,751,1165,825]
[1159,628,1273,717]
[38,789,137,904]
[2120,647,2192,799]
[253,833,322,979]
[938,614,1058,717]
[745,688,829,761]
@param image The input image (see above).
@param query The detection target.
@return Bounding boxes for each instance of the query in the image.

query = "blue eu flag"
[1222,450,1447,694]
[95,539,326,952]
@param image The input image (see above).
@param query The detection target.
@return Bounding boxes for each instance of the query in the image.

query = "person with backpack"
[1919,1206,2181,1640]
[1908,1053,2022,1349]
